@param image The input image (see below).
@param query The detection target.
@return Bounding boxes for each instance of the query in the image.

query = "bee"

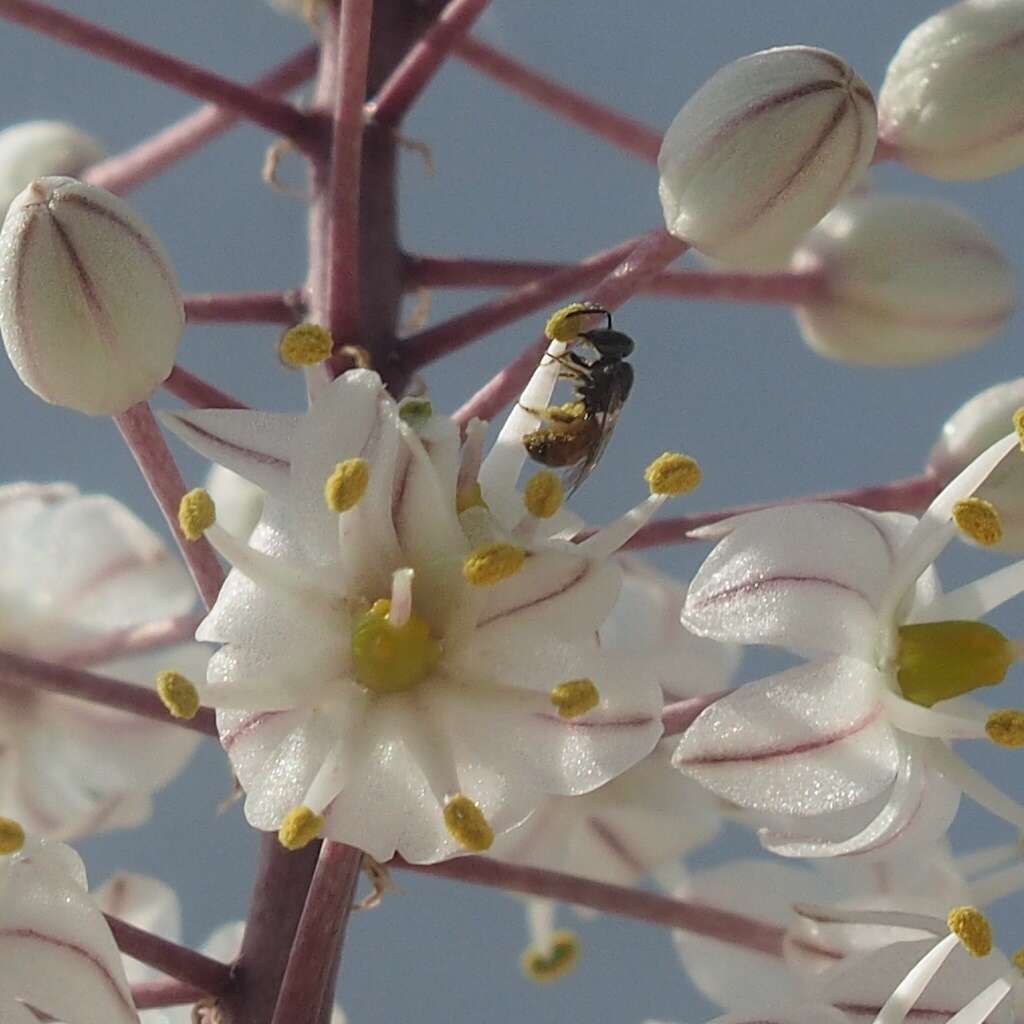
[522,307,635,495]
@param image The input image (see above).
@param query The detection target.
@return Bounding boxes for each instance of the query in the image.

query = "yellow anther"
[350,598,441,694]
[986,709,1024,748]
[1012,947,1024,972]
[524,470,564,519]
[644,452,702,496]
[1014,407,1024,451]
[443,794,493,852]
[463,543,526,586]
[178,488,216,541]
[0,817,25,855]
[279,323,333,367]
[947,906,992,957]
[278,806,325,851]
[324,458,370,513]
[544,302,608,342]
[953,497,1003,546]
[456,481,487,514]
[398,398,433,427]
[156,671,200,721]
[521,931,581,983]
[549,678,600,719]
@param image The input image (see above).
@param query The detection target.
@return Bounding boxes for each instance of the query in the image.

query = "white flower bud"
[658,46,877,268]
[0,176,184,415]
[928,378,1024,552]
[0,121,104,215]
[791,195,1015,365]
[878,0,1024,180]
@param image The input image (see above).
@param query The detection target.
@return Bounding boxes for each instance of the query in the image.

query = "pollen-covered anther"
[549,678,600,719]
[953,497,1003,546]
[644,452,702,496]
[544,302,607,342]
[443,794,493,852]
[1013,947,1024,972]
[178,488,216,541]
[156,671,200,720]
[350,598,441,694]
[463,542,526,586]
[279,323,333,367]
[524,470,563,519]
[986,710,1024,749]
[521,930,581,983]
[278,806,324,851]
[947,906,993,957]
[324,458,370,513]
[1014,408,1024,451]
[0,816,25,855]
[456,481,486,515]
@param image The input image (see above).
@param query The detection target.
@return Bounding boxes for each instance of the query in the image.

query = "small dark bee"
[522,307,635,495]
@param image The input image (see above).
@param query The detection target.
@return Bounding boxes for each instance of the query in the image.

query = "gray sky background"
[2,2,1024,1022]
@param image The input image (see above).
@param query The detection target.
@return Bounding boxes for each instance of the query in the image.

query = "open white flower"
[0,484,204,839]
[673,428,1024,855]
[161,343,691,863]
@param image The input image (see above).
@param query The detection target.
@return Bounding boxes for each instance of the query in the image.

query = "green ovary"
[351,598,442,694]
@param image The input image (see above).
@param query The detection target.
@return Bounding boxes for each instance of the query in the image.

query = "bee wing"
[562,370,629,497]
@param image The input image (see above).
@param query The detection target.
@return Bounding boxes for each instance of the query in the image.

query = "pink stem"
[396,856,785,956]
[114,403,226,610]
[271,842,363,1024]
[406,254,827,304]
[162,366,250,410]
[184,290,305,325]
[0,0,316,147]
[453,34,661,162]
[85,46,318,195]
[58,612,204,669]
[369,0,490,126]
[106,914,233,994]
[0,648,217,738]
[621,471,942,550]
[454,229,686,425]
[662,693,727,737]
[131,978,209,1010]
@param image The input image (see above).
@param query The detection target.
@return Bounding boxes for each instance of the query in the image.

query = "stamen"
[178,488,216,541]
[644,452,702,496]
[0,817,25,855]
[1014,407,1024,450]
[985,710,1024,748]
[279,323,333,367]
[456,481,487,514]
[388,568,415,628]
[443,794,493,852]
[953,497,1003,546]
[1013,947,1024,971]
[156,671,200,720]
[278,806,325,851]
[549,678,600,719]
[398,398,433,428]
[523,470,563,519]
[946,978,1012,1024]
[873,932,960,1024]
[463,543,526,586]
[521,931,581,983]
[324,458,370,513]
[544,302,609,342]
[947,906,992,956]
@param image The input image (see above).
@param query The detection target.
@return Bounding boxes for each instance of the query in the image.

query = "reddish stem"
[114,403,226,610]
[184,290,305,325]
[621,472,942,550]
[271,842,363,1024]
[453,34,661,161]
[106,914,233,995]
[85,46,318,195]
[662,693,727,736]
[58,613,204,669]
[0,648,217,738]
[369,0,490,126]
[163,366,250,410]
[396,856,785,956]
[454,229,686,425]
[0,0,316,147]
[131,978,209,1010]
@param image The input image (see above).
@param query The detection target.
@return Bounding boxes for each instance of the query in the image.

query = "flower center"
[351,598,442,694]
[896,620,1015,707]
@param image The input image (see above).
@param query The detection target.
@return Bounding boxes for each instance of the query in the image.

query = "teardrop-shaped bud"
[791,195,1015,365]
[658,46,877,268]
[0,176,184,415]
[878,0,1024,180]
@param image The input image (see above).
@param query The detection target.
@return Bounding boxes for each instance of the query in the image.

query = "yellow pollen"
[947,906,992,957]
[549,678,600,719]
[986,709,1024,748]
[178,488,216,541]
[524,470,564,519]
[456,481,487,514]
[0,817,25,855]
[156,671,200,720]
[351,598,441,694]
[463,543,526,586]
[953,497,1003,546]
[1012,947,1024,972]
[644,452,702,496]
[278,806,324,851]
[279,323,333,367]
[1014,407,1024,450]
[443,794,493,852]
[521,931,581,983]
[399,398,433,427]
[324,458,370,513]
[544,302,607,342]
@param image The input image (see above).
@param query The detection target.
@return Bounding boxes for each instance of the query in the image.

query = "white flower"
[162,347,689,863]
[0,483,204,838]
[0,176,184,415]
[658,46,876,267]
[673,429,1024,855]
[204,464,264,540]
